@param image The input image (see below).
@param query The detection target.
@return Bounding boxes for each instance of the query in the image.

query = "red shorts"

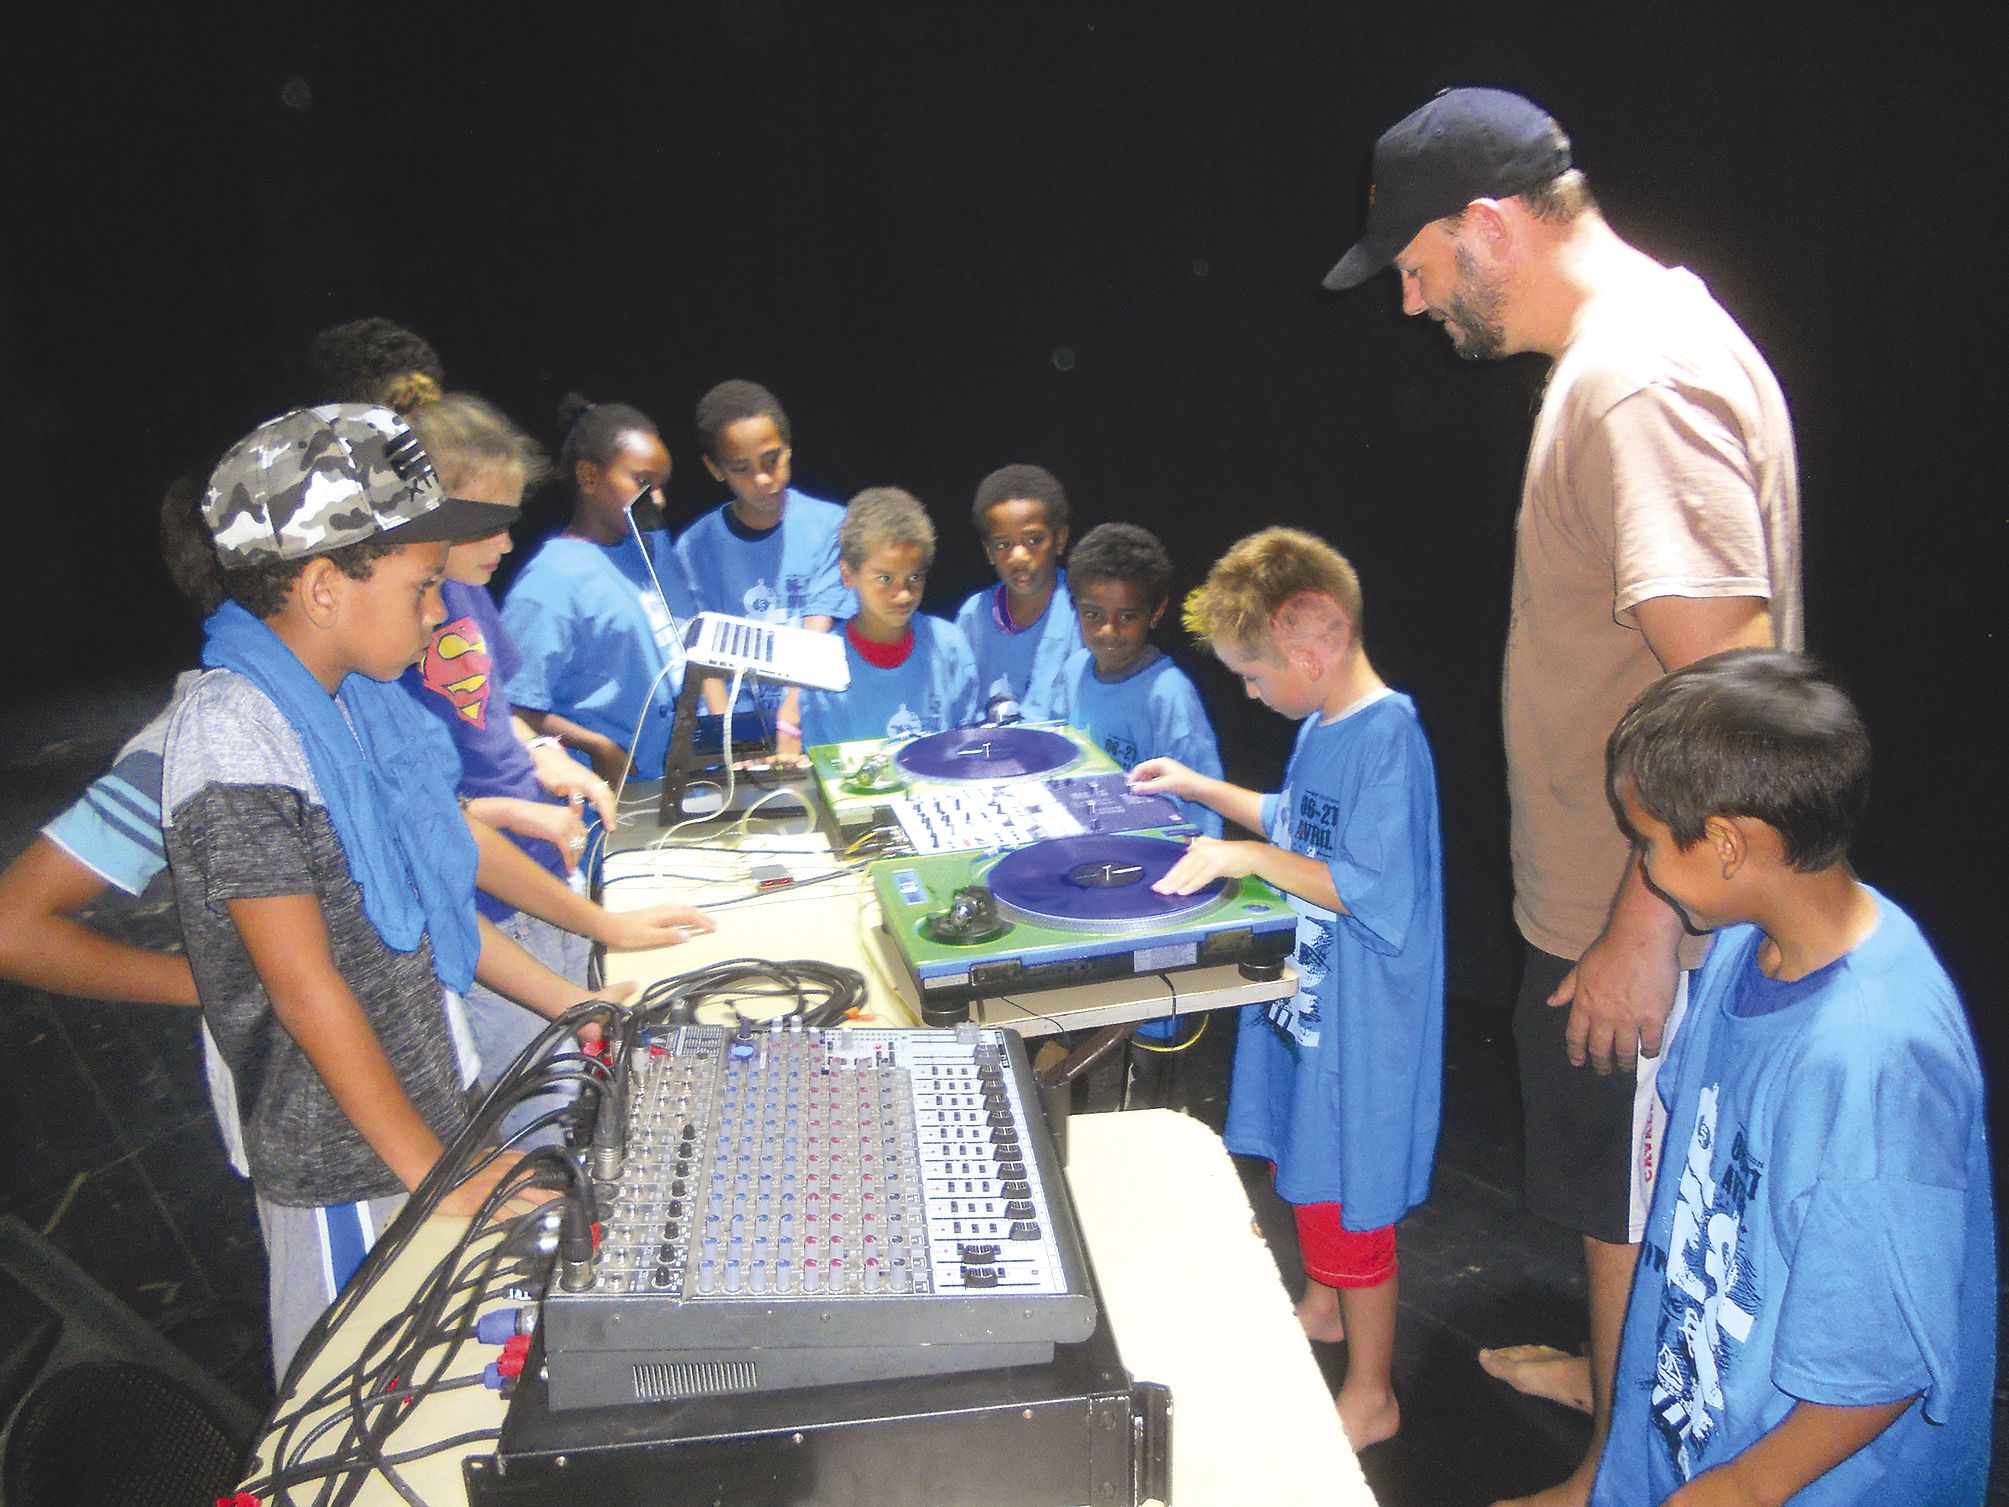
[1293,1200,1396,1289]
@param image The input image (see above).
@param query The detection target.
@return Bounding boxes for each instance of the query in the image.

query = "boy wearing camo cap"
[161,404,598,1381]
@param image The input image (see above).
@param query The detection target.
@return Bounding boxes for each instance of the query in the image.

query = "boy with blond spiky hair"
[1134,525,1444,1452]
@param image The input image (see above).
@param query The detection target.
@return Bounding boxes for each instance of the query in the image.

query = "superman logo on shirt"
[420,616,493,729]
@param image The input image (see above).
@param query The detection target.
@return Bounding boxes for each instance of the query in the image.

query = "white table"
[240,1110,1372,1507]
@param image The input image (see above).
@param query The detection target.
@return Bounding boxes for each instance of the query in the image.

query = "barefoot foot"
[1477,1344,1593,1413]
[1336,1386,1400,1452]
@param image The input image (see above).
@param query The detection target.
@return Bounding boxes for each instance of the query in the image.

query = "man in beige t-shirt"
[1324,88,1800,1507]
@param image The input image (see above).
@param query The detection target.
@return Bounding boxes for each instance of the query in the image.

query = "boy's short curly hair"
[695,379,791,461]
[1067,523,1172,609]
[219,536,409,620]
[158,471,227,617]
[306,317,445,411]
[1182,527,1364,660]
[839,487,936,571]
[1606,648,1869,873]
[971,464,1069,536]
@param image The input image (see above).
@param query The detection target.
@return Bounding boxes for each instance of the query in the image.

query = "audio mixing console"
[541,1021,1097,1411]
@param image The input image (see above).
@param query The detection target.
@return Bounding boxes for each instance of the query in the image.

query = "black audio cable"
[633,956,869,1030]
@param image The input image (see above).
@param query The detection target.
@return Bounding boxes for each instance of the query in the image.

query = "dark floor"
[1,676,2001,1504]
[1109,1008,1596,1504]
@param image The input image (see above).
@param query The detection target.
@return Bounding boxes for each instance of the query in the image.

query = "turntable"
[808,723,1119,834]
[873,831,1295,1012]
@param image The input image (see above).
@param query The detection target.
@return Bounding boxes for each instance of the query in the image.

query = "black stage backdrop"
[4,5,2001,1050]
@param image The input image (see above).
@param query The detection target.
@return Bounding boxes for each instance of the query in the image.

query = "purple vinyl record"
[987,835,1223,933]
[894,725,1080,782]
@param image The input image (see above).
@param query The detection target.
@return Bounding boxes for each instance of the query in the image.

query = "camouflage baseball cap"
[203,403,520,568]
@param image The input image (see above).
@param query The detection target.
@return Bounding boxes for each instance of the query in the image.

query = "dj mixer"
[541,1021,1097,1411]
[892,769,1195,855]
[806,723,1119,835]
[873,831,1296,1012]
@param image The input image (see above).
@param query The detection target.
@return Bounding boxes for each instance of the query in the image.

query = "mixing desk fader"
[542,1021,1097,1410]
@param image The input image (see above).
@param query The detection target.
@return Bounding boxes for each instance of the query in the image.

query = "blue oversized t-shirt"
[954,572,1080,722]
[798,616,980,747]
[1061,647,1223,836]
[675,490,852,720]
[1591,894,1995,1506]
[500,531,699,775]
[1223,690,1445,1229]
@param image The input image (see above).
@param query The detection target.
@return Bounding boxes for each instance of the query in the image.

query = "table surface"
[241,1109,1371,1507]
[592,778,1294,1038]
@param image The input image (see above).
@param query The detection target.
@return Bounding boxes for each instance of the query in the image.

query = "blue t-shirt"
[1223,690,1445,1229]
[404,580,568,923]
[1061,647,1223,837]
[675,490,852,719]
[954,572,1081,722]
[42,674,196,895]
[500,531,699,775]
[42,676,249,1176]
[1591,894,1995,1506]
[798,616,980,747]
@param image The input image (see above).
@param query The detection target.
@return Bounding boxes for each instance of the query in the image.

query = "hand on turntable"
[1151,835,1260,894]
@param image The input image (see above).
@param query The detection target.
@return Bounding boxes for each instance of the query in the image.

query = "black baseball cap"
[1322,87,1572,292]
